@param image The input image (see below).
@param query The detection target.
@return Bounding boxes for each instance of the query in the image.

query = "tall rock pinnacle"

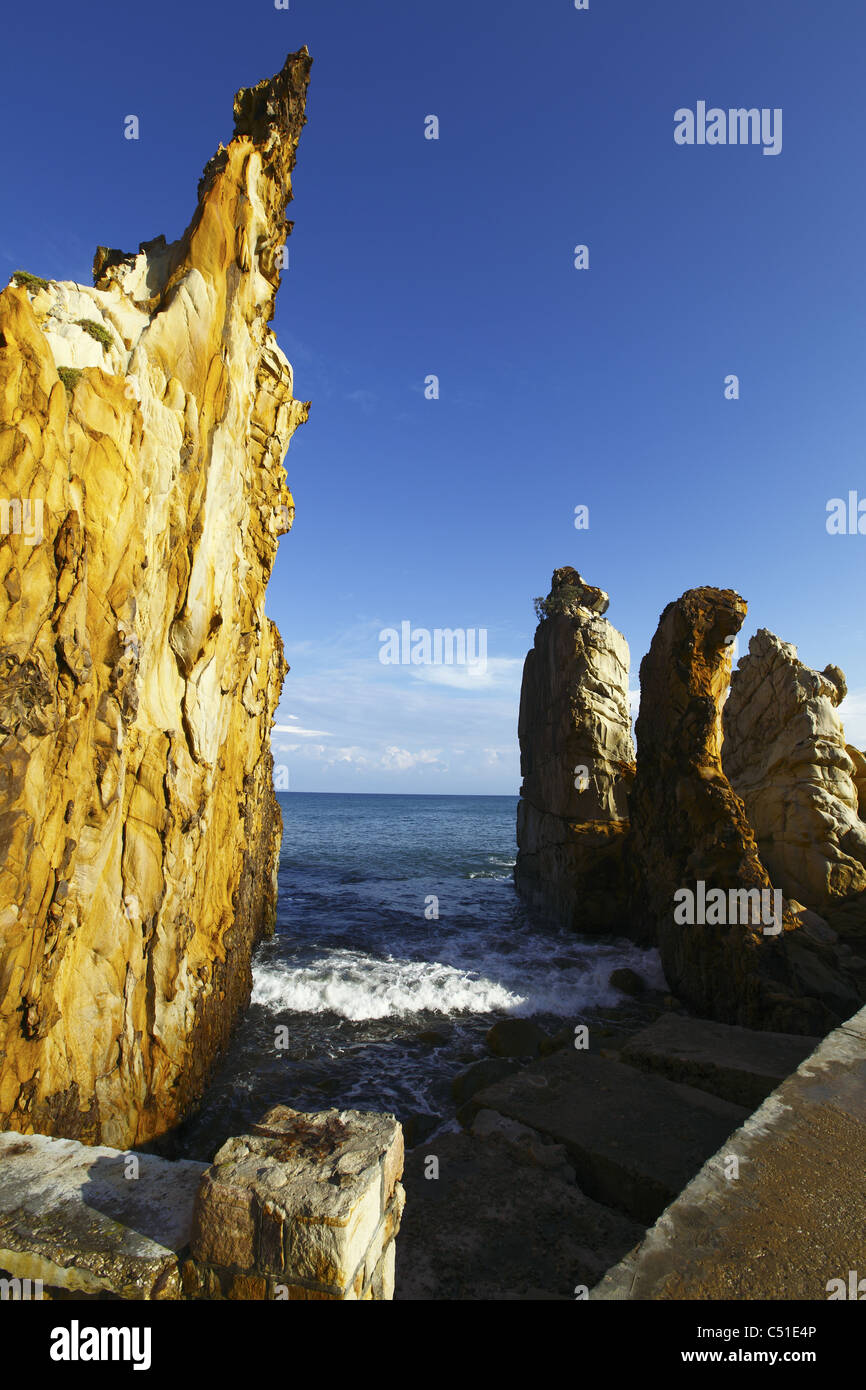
[0,51,312,1147]
[723,629,866,940]
[628,589,865,1033]
[515,568,636,932]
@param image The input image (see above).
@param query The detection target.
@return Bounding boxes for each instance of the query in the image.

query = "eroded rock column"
[722,630,866,942]
[628,588,864,1033]
[515,568,635,932]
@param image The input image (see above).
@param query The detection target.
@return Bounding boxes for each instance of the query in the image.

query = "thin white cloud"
[269,618,524,790]
[380,746,444,771]
[408,656,523,691]
[273,725,332,736]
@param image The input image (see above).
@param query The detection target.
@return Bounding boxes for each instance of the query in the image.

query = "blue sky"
[3,0,865,791]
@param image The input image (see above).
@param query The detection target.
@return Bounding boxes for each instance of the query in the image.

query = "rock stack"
[516,575,866,1034]
[723,630,866,942]
[627,589,862,1033]
[515,567,635,932]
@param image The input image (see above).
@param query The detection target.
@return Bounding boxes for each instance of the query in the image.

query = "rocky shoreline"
[390,566,866,1298]
[396,991,825,1299]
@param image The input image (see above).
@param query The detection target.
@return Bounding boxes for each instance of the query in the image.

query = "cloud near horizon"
[269,614,866,794]
[270,619,524,792]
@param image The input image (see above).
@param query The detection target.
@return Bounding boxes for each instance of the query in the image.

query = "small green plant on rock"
[12,270,49,294]
[75,318,114,350]
[533,585,585,622]
[58,366,83,393]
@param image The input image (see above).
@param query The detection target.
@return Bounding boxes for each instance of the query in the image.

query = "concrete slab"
[0,1131,205,1298]
[591,1005,866,1299]
[465,1049,749,1224]
[620,1013,820,1109]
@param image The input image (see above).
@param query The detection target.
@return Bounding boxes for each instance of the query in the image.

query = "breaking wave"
[251,951,522,1020]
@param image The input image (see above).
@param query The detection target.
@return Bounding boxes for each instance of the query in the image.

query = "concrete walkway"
[591,1006,866,1300]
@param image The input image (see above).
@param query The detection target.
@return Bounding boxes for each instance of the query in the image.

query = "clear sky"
[3,0,865,791]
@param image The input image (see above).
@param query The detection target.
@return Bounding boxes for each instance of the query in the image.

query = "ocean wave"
[251,950,523,1021]
[251,939,667,1024]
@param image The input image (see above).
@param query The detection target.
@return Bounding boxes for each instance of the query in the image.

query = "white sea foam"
[251,940,666,1022]
[251,950,522,1020]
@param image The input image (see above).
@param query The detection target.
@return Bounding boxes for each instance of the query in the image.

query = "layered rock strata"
[722,630,866,940]
[628,588,864,1033]
[515,568,636,932]
[0,51,312,1146]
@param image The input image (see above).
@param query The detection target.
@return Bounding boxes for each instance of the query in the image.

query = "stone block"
[0,1131,205,1300]
[621,1013,820,1109]
[591,1006,866,1300]
[466,1049,748,1225]
[192,1106,404,1299]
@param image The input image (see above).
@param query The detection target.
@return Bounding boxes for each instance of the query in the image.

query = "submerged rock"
[515,567,636,932]
[723,630,866,941]
[0,52,313,1146]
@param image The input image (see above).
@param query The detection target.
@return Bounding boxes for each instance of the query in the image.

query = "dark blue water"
[172,793,662,1159]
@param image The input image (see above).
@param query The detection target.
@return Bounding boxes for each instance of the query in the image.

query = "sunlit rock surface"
[627,588,865,1034]
[723,630,866,941]
[515,568,636,932]
[0,51,312,1147]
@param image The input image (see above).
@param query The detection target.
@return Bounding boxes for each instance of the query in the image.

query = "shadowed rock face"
[515,568,636,932]
[627,588,865,1034]
[0,51,312,1147]
[722,630,866,942]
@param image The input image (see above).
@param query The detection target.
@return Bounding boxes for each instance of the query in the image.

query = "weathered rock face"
[628,588,865,1034]
[849,745,866,820]
[722,630,866,940]
[0,51,312,1147]
[515,568,635,932]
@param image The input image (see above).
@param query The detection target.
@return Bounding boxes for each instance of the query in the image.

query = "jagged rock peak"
[93,48,312,315]
[233,46,312,150]
[0,52,312,1147]
[536,566,610,619]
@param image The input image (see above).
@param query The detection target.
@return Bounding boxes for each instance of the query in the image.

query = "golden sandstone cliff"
[0,50,312,1147]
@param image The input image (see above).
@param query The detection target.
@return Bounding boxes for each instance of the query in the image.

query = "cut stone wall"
[187,1106,405,1301]
[0,1106,404,1301]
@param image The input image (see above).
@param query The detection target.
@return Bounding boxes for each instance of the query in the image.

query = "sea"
[172,792,664,1161]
